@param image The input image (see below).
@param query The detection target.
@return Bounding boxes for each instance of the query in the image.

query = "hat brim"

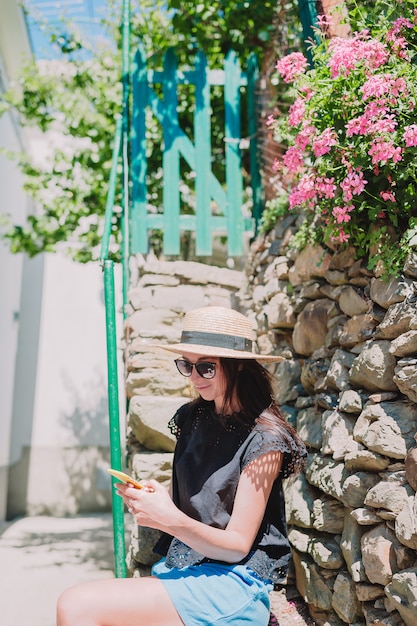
[150,342,285,363]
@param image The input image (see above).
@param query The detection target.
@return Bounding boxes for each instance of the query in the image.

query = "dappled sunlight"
[244,451,283,494]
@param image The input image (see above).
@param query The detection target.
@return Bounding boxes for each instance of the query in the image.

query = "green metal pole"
[103,259,127,578]
[121,0,131,316]
[99,116,123,263]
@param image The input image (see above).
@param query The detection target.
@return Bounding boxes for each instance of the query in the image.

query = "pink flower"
[289,97,306,127]
[368,138,403,165]
[340,171,367,201]
[289,173,317,208]
[346,115,369,136]
[317,14,333,29]
[328,32,389,78]
[295,122,316,150]
[380,190,396,202]
[361,74,391,99]
[266,114,276,127]
[312,127,338,157]
[391,77,407,97]
[361,74,408,103]
[386,17,413,59]
[316,176,336,199]
[389,17,414,35]
[369,114,397,134]
[403,124,417,147]
[276,52,308,83]
[348,105,399,137]
[337,228,350,243]
[332,204,354,224]
[365,101,388,119]
[282,146,304,173]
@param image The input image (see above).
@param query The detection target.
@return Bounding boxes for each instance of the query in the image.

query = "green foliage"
[1,0,287,262]
[270,0,417,278]
[169,0,278,66]
[1,49,122,262]
[260,193,290,234]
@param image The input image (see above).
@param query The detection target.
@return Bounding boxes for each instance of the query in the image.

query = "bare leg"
[56,576,184,626]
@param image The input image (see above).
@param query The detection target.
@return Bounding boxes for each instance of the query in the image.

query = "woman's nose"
[189,366,200,382]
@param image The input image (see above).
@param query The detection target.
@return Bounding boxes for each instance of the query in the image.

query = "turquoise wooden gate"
[130,46,262,257]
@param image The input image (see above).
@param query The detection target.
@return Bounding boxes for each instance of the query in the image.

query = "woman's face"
[180,352,227,413]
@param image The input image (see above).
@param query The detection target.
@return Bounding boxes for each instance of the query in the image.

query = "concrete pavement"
[0,513,120,626]
[0,514,314,626]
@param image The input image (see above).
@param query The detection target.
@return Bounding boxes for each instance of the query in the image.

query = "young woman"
[56,306,306,626]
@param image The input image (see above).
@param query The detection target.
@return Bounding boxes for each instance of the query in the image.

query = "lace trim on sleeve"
[168,414,180,438]
[242,428,307,478]
[167,402,195,439]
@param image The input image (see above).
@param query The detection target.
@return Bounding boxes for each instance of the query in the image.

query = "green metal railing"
[99,0,130,580]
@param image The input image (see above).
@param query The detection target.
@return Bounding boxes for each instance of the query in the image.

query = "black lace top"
[154,402,306,583]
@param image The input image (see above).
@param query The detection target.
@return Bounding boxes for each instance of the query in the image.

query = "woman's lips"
[195,384,211,392]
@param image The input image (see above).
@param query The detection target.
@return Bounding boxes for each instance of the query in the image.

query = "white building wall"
[0,0,33,521]
[7,254,124,518]
[1,0,125,520]
[0,123,28,520]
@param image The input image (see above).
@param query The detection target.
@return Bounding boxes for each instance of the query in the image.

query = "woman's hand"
[116,480,180,532]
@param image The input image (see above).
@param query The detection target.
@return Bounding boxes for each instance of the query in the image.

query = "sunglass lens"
[175,359,192,377]
[195,362,216,379]
[174,359,216,379]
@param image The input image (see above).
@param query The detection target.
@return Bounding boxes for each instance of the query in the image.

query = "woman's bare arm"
[119,450,283,563]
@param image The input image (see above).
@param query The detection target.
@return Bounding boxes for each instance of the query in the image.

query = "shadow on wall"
[59,373,114,515]
[60,372,110,446]
[8,373,115,518]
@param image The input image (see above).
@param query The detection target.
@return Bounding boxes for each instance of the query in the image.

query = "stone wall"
[124,230,417,624]
[237,216,417,626]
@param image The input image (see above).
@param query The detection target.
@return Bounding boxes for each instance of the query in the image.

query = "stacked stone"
[237,216,417,626]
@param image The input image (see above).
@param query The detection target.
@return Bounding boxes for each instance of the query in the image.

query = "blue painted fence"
[130,46,262,257]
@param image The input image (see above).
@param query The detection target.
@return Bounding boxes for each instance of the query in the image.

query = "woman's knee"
[56,584,95,626]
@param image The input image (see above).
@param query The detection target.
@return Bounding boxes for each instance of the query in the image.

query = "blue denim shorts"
[152,558,273,626]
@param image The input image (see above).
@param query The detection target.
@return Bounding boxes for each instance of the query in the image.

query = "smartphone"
[107,468,143,489]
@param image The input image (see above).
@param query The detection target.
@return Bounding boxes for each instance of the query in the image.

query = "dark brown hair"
[194,357,306,471]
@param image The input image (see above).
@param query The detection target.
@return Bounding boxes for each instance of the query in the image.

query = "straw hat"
[152,306,284,362]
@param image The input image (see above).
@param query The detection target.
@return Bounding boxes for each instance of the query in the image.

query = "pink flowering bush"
[269,0,417,276]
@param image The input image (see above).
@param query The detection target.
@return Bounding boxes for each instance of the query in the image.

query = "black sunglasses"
[174,359,217,379]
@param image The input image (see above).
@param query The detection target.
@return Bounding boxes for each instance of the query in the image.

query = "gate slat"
[162,49,181,255]
[145,89,227,212]
[194,51,212,255]
[144,214,230,231]
[131,44,149,253]
[224,51,243,256]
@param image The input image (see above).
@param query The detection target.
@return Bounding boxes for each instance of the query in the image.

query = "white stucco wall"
[0,0,32,519]
[30,257,111,448]
[0,118,29,520]
[1,0,125,519]
[7,253,124,517]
